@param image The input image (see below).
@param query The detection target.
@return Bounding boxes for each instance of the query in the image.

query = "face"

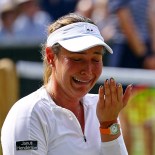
[51,46,103,100]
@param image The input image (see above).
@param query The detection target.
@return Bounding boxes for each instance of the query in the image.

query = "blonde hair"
[41,13,94,85]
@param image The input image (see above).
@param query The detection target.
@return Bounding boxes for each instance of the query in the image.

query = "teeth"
[73,77,88,83]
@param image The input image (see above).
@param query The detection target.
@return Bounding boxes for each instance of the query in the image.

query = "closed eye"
[93,57,102,63]
[93,59,100,62]
[72,58,82,62]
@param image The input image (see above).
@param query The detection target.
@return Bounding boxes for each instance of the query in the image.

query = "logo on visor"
[86,28,93,32]
[84,24,97,34]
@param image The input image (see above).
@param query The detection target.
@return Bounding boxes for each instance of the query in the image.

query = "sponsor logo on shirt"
[16,140,38,150]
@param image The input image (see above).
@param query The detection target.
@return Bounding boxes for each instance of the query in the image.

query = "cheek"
[64,61,79,71]
[59,60,76,76]
[93,63,102,76]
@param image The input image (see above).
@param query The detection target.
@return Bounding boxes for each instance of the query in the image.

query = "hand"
[96,78,133,124]
[143,55,155,69]
[133,45,147,57]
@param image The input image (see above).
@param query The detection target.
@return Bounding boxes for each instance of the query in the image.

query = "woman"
[1,13,132,155]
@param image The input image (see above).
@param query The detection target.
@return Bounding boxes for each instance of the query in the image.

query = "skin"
[117,8,147,57]
[46,45,133,142]
[148,0,155,54]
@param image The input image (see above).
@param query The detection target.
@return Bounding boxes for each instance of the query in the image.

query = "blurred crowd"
[1,0,155,69]
[76,0,155,70]
[0,0,78,46]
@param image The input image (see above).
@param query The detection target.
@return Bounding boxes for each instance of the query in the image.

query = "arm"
[116,7,147,56]
[142,0,155,69]
[148,0,155,53]
[75,0,94,18]
[14,108,48,155]
[96,78,132,154]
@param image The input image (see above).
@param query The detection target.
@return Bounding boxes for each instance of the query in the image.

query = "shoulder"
[5,87,51,121]
[1,87,52,153]
[2,87,53,134]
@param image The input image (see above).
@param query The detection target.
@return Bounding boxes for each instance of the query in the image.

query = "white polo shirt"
[1,87,128,155]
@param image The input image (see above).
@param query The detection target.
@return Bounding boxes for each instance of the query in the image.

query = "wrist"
[100,122,120,136]
[100,119,118,128]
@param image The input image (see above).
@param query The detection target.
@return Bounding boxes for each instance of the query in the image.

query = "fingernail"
[105,79,109,83]
[129,84,133,89]
[99,85,103,89]
[117,83,122,87]
[110,77,114,82]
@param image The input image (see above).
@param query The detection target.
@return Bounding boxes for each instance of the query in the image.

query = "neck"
[45,80,82,109]
[45,80,85,133]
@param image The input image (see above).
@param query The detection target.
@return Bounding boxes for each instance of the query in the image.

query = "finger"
[98,85,105,108]
[104,79,111,106]
[123,84,133,107]
[110,78,117,105]
[98,85,104,99]
[117,83,123,103]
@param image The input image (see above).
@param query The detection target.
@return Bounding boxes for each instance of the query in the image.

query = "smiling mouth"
[73,77,91,84]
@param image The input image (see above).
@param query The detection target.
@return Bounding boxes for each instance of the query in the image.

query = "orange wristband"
[99,123,120,135]
[100,127,111,135]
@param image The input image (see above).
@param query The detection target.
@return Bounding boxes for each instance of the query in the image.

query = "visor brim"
[58,35,113,54]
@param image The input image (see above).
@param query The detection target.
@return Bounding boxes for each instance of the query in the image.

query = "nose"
[80,62,93,76]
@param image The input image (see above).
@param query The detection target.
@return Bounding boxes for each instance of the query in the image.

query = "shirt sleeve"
[100,135,128,155]
[1,101,49,155]
[13,106,49,155]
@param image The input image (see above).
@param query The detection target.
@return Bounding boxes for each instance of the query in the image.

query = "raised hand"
[96,78,133,124]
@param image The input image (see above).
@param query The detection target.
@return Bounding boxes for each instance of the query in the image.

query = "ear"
[46,47,54,64]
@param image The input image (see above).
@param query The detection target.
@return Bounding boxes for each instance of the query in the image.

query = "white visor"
[46,22,113,54]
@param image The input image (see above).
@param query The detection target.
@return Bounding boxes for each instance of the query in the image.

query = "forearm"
[100,120,128,155]
[148,0,155,52]
[101,136,128,155]
[117,8,147,56]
